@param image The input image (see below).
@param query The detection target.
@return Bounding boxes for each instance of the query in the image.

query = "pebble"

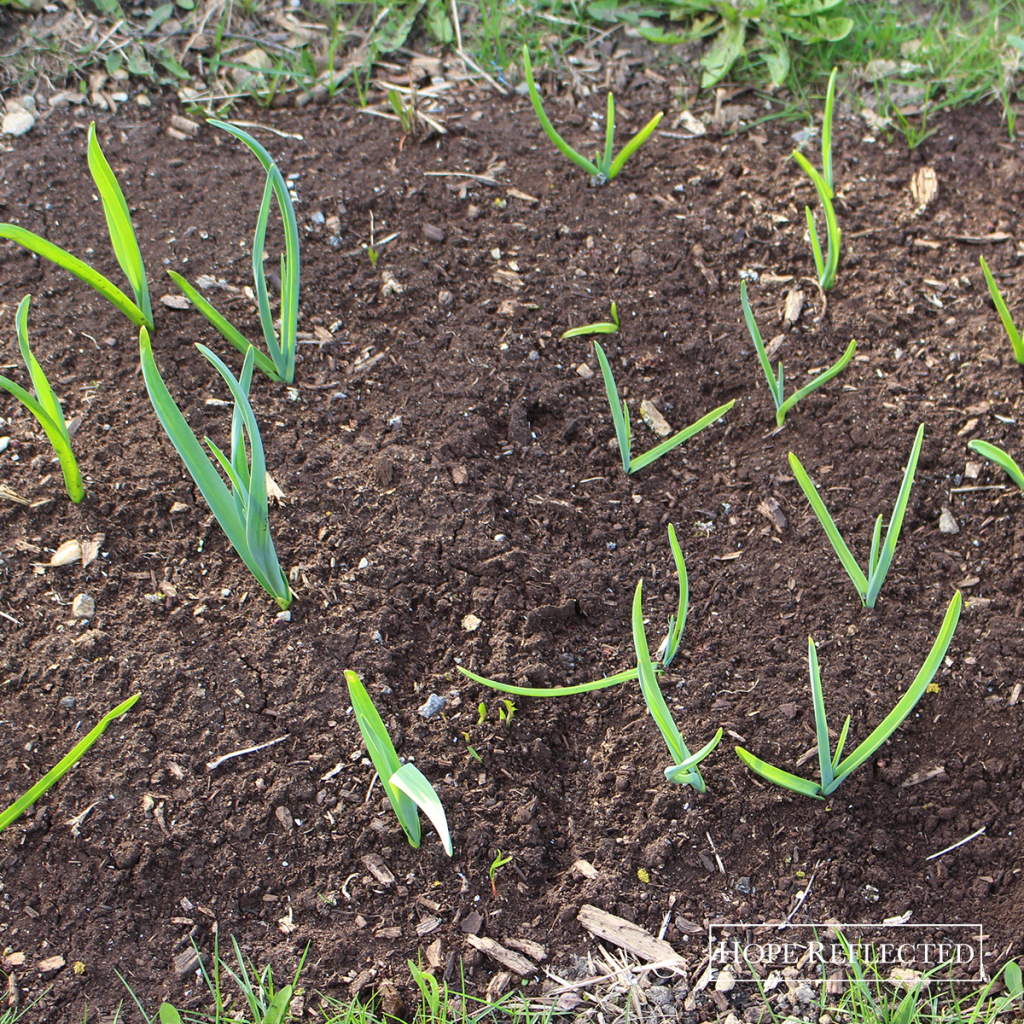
[715,969,736,992]
[423,223,445,243]
[645,986,674,1007]
[310,210,325,225]
[275,806,294,830]
[72,594,95,619]
[60,696,76,709]
[2,110,35,137]
[418,693,446,719]
[275,610,291,623]
[939,507,960,534]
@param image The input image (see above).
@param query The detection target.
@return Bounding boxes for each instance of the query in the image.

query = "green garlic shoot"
[346,670,452,856]
[595,341,734,475]
[562,302,619,339]
[632,581,722,793]
[790,423,924,609]
[741,279,856,427]
[979,255,1024,364]
[0,296,84,503]
[792,68,841,290]
[0,693,140,834]
[968,439,1024,491]
[522,45,663,186]
[735,591,962,799]
[169,120,300,383]
[0,123,152,331]
[140,333,292,610]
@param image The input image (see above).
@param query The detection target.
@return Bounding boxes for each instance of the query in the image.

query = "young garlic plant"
[735,591,962,798]
[790,424,924,608]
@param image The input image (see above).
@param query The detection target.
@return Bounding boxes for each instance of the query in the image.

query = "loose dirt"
[0,84,1022,1020]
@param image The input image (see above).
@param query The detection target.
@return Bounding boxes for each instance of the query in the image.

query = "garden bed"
[0,81,1022,1020]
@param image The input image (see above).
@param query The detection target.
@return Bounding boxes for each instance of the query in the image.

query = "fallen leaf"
[80,533,104,567]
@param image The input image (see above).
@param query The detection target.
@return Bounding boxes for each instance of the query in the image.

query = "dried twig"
[206,734,288,771]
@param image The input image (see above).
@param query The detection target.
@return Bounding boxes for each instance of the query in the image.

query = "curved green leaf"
[391,762,453,856]
[87,121,151,327]
[778,337,856,425]
[735,746,824,799]
[346,670,421,847]
[969,439,1024,491]
[831,591,962,788]
[457,665,637,696]
[0,223,148,329]
[630,399,735,473]
[608,111,664,181]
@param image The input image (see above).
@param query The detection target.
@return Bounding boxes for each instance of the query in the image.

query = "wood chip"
[503,937,547,961]
[572,858,599,879]
[169,114,200,136]
[416,916,442,937]
[466,935,536,975]
[173,947,202,977]
[486,971,513,1002]
[381,269,404,296]
[3,952,25,968]
[49,540,82,566]
[425,938,443,968]
[952,232,1012,244]
[361,853,395,887]
[577,904,682,964]
[902,765,947,787]
[910,166,938,210]
[0,484,29,505]
[783,289,805,323]
[80,533,104,567]
[640,399,671,437]
[757,498,787,532]
[460,909,483,934]
[675,916,704,935]
[492,268,524,290]
[675,110,706,136]
[716,551,742,561]
[507,187,539,204]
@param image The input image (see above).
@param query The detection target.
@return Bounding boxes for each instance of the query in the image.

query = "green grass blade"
[250,174,286,375]
[209,119,300,382]
[608,111,664,181]
[980,255,1024,363]
[594,341,632,474]
[562,304,619,338]
[197,345,291,610]
[0,376,84,502]
[662,523,688,668]
[629,399,735,474]
[865,424,924,608]
[969,439,1024,490]
[601,92,615,179]
[633,581,706,791]
[206,436,248,500]
[832,591,962,788]
[822,67,837,192]
[0,693,140,833]
[821,190,842,289]
[789,450,869,601]
[0,224,147,329]
[735,746,824,799]
[807,637,834,792]
[263,986,293,1024]
[778,337,857,423]
[140,329,280,601]
[664,728,723,783]
[230,352,254,493]
[741,280,784,415]
[166,271,283,382]
[521,46,599,178]
[457,665,637,695]
[87,122,151,328]
[391,762,453,856]
[794,150,841,289]
[345,670,420,847]
[16,296,67,442]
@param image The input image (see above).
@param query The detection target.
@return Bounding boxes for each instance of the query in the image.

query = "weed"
[522,44,663,185]
[488,849,514,896]
[498,698,516,725]
[789,424,924,608]
[735,590,962,798]
[0,296,84,503]
[140,337,292,610]
[562,302,619,338]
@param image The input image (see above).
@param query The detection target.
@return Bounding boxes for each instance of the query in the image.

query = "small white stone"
[462,613,481,632]
[939,507,960,534]
[2,110,35,137]
[715,969,736,993]
[576,363,595,379]
[275,610,292,623]
[72,594,95,619]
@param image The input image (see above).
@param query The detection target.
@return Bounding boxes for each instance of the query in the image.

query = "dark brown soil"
[1,82,1023,1022]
